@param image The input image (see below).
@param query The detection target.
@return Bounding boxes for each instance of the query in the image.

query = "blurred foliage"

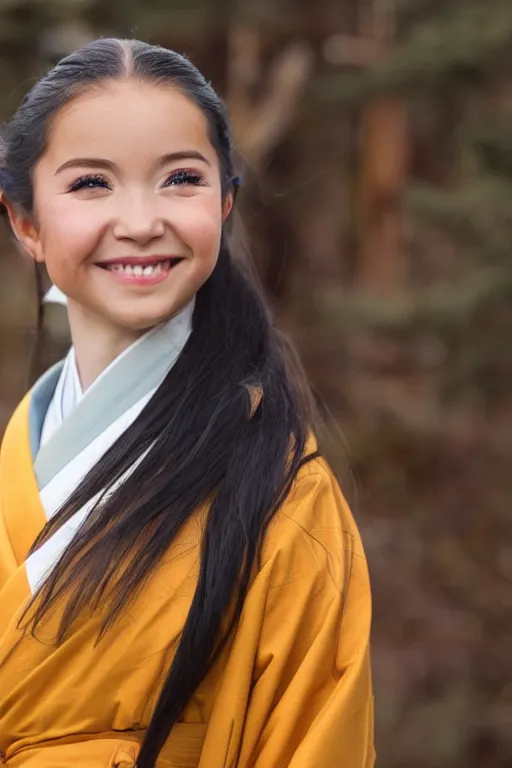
[317,0,512,100]
[1,0,511,766]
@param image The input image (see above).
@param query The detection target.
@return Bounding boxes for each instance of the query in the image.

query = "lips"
[96,256,183,267]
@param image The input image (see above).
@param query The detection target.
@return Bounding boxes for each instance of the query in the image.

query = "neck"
[67,301,150,391]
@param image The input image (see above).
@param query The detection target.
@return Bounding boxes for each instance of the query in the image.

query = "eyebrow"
[55,150,211,175]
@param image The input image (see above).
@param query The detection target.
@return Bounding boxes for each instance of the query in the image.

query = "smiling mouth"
[96,257,183,277]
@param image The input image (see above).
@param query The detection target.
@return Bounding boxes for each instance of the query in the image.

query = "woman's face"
[12,79,232,343]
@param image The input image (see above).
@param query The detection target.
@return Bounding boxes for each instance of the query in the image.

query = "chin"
[100,293,194,332]
[113,309,178,332]
[116,316,167,332]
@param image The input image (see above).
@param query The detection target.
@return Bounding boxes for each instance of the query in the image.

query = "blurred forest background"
[1,0,511,765]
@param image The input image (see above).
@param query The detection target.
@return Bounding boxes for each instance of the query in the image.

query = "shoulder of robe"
[0,394,31,458]
[260,449,367,593]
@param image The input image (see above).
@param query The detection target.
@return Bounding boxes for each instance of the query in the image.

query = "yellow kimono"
[0,312,374,767]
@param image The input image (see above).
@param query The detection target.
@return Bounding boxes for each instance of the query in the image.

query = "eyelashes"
[164,170,204,187]
[68,169,205,193]
[69,174,109,192]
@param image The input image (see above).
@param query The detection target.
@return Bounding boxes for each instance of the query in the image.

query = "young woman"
[0,38,374,768]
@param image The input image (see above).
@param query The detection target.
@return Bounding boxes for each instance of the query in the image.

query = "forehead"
[43,80,216,165]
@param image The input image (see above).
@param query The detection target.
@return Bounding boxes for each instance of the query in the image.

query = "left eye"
[164,170,204,187]
[69,174,111,192]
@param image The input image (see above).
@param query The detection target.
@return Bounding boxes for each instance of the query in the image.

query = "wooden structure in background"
[326,0,408,295]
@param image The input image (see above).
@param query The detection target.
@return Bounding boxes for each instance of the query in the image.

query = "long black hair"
[0,39,317,767]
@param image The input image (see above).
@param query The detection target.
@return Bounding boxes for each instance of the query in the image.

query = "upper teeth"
[106,261,170,275]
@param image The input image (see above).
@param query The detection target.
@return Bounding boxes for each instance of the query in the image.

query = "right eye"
[68,174,112,192]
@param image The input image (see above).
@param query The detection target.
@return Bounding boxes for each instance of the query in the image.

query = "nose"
[112,192,165,245]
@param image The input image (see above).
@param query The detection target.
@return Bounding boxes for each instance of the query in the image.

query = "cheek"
[171,199,223,259]
[38,200,104,263]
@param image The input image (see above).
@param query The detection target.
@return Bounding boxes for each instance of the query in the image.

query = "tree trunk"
[355,95,408,294]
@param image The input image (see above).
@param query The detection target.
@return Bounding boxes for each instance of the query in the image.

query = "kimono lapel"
[34,305,193,491]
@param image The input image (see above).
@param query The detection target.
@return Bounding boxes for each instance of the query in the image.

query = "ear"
[222,190,234,222]
[3,198,44,263]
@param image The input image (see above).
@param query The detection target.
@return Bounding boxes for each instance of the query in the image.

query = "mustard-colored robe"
[0,395,375,767]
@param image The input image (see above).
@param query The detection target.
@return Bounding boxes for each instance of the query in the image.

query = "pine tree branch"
[405,180,512,259]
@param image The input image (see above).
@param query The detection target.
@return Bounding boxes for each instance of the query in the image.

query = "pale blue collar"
[29,299,195,489]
